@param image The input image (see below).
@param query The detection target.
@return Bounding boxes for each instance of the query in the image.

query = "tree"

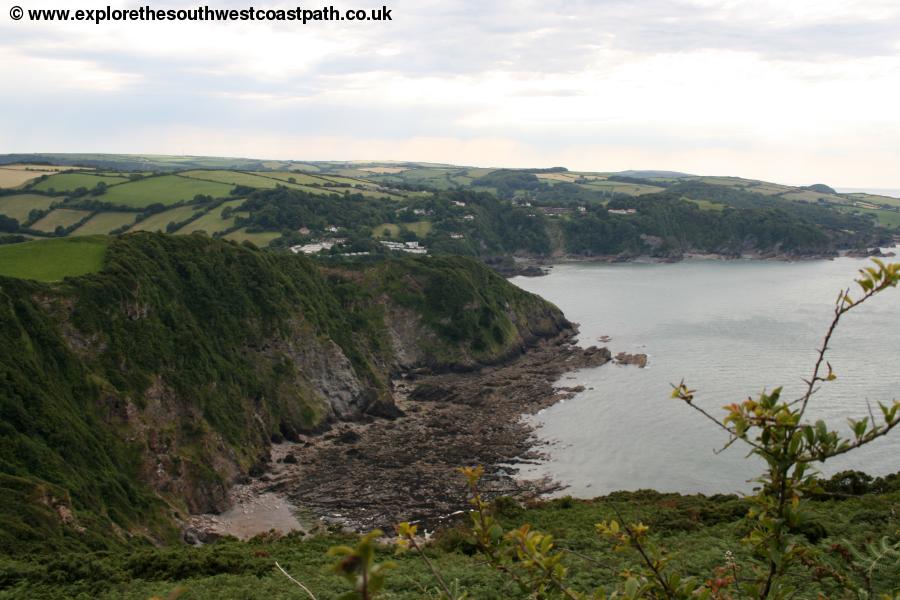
[325,259,900,599]
[671,258,900,598]
[0,215,18,233]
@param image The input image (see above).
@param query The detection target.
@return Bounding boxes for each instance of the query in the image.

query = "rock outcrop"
[615,352,648,368]
[0,233,575,550]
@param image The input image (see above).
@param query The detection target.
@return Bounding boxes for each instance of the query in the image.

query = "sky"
[1,0,899,187]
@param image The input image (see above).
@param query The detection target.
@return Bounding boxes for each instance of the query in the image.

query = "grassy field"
[838,206,900,229]
[178,200,245,235]
[746,183,793,195]
[353,188,406,199]
[359,166,409,174]
[450,174,476,186]
[318,174,376,186]
[173,170,352,197]
[180,170,305,190]
[330,167,378,178]
[30,208,93,232]
[169,170,395,199]
[778,190,846,204]
[73,212,138,235]
[844,192,900,208]
[0,164,78,172]
[386,167,458,189]
[463,167,495,178]
[101,175,235,208]
[258,160,319,171]
[131,205,207,232]
[582,180,665,195]
[373,220,433,238]
[0,167,56,188]
[223,228,281,246]
[869,208,900,228]
[536,172,579,183]
[0,236,109,281]
[30,172,129,192]
[94,171,154,177]
[374,223,401,237]
[0,164,81,189]
[259,171,333,185]
[0,194,57,222]
[282,162,320,172]
[697,176,755,188]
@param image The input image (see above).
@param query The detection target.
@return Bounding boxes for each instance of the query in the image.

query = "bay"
[512,252,900,496]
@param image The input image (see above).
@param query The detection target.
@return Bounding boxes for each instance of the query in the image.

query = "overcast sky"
[1,0,899,187]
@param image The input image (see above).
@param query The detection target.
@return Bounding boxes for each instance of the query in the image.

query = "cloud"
[1,0,899,186]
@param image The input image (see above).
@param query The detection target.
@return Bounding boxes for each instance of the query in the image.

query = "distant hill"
[801,183,838,194]
[0,154,897,258]
[615,169,694,179]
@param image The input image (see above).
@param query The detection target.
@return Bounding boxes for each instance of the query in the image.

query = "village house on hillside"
[380,240,428,255]
[290,238,348,255]
[538,207,571,216]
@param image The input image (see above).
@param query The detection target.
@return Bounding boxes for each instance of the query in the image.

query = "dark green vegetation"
[0,233,568,556]
[1,479,897,598]
[561,184,880,257]
[0,155,895,260]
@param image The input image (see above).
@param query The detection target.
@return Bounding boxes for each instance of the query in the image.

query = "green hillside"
[2,482,897,598]
[0,233,568,554]
[0,155,896,258]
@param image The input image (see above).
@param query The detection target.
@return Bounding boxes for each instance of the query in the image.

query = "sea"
[512,250,900,496]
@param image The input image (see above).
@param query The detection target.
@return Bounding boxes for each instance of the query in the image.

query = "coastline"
[187,332,612,539]
[183,244,900,541]
[501,244,899,277]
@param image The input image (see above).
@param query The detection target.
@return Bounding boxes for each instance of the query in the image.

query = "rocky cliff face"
[0,234,573,551]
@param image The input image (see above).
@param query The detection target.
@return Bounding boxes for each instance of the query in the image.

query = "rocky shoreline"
[494,245,899,277]
[188,332,612,539]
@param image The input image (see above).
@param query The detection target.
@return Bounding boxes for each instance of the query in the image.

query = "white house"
[379,240,428,255]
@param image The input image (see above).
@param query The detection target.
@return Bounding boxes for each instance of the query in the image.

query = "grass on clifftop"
[0,236,110,281]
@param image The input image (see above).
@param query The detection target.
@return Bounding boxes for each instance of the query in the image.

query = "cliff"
[0,233,571,554]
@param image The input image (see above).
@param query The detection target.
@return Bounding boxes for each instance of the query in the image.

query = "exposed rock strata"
[228,336,612,532]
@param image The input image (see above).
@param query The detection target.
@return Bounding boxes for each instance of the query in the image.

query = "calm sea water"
[512,252,900,496]
[836,187,900,198]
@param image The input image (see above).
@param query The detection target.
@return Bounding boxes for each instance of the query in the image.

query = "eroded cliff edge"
[0,233,573,553]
